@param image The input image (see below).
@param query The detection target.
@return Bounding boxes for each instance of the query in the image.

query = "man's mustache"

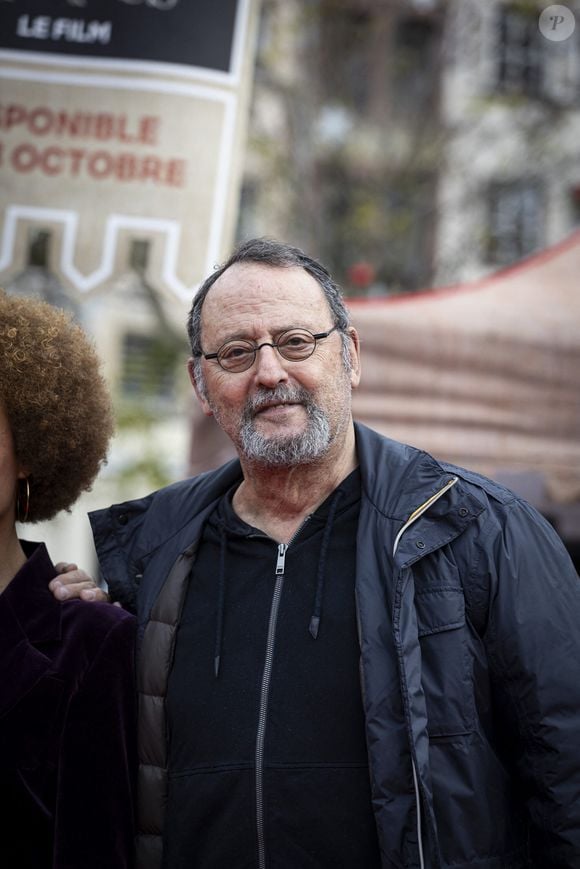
[245,385,312,416]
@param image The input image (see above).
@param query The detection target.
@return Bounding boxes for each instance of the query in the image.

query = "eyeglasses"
[202,325,339,373]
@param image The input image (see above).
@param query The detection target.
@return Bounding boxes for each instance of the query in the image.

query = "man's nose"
[253,343,289,386]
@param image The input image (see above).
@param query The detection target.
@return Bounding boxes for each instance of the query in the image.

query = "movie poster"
[0,0,258,298]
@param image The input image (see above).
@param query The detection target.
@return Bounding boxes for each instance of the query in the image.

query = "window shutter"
[542,31,580,106]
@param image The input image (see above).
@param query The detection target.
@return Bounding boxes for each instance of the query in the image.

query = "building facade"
[239,0,580,294]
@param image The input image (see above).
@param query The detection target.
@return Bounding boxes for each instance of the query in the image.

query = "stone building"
[238,0,580,294]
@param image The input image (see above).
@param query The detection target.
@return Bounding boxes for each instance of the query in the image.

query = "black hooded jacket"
[90,423,580,869]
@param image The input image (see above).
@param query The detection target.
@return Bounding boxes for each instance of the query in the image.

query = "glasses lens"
[217,340,256,372]
[277,329,316,360]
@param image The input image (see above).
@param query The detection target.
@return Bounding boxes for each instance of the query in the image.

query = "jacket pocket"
[415,587,475,738]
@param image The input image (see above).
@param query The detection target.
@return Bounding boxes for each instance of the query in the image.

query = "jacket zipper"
[255,518,310,869]
[392,475,458,869]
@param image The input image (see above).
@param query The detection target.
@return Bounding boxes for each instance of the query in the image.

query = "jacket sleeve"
[481,498,580,867]
[53,612,137,869]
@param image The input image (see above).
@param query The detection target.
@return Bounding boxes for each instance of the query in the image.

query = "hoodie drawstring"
[214,528,227,678]
[309,489,342,640]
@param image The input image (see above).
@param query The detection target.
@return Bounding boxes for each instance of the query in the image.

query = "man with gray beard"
[239,384,332,466]
[53,238,580,869]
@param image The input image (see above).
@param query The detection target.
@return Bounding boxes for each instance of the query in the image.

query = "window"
[318,5,375,113]
[27,228,51,267]
[129,238,150,273]
[236,180,260,242]
[391,15,440,119]
[317,4,441,122]
[497,6,543,97]
[487,180,543,265]
[120,332,177,403]
[569,185,580,226]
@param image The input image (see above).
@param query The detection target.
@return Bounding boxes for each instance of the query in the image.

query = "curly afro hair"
[0,290,114,523]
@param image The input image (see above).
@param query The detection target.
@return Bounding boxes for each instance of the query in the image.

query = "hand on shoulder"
[50,562,113,604]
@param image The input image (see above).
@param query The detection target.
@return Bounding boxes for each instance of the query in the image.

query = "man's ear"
[187,358,213,417]
[347,327,362,389]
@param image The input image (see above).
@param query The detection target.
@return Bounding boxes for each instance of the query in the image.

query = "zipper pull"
[276,543,288,575]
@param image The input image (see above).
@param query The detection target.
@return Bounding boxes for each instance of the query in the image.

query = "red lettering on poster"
[5,141,187,187]
[11,143,36,171]
[0,102,187,187]
[0,103,161,146]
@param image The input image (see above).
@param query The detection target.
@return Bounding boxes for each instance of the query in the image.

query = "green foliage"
[113,448,174,491]
[115,326,189,491]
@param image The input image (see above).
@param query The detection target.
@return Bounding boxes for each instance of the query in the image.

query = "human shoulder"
[56,599,135,690]
[438,462,577,621]
[440,461,563,552]
[59,598,135,648]
[89,459,243,613]
[439,461,519,507]
[91,457,242,539]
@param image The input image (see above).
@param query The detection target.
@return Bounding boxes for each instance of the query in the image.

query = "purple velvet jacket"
[0,541,136,868]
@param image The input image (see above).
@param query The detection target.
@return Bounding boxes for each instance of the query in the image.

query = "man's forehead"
[202,262,328,316]
[213,261,319,290]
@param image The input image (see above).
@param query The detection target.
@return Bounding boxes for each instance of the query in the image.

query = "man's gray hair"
[187,238,352,393]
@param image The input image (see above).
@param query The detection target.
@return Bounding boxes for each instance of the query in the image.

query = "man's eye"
[221,344,252,359]
[283,334,311,348]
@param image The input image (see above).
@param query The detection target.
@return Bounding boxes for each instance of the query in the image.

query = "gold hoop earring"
[16,478,30,524]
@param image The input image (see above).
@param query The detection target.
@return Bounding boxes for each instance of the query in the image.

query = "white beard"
[238,385,331,467]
